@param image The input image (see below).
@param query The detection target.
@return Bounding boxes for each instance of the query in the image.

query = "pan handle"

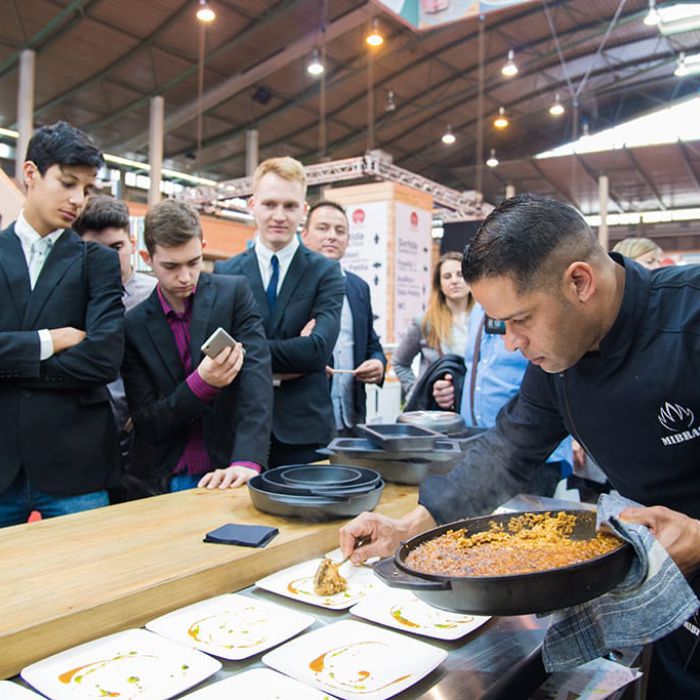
[373,557,452,591]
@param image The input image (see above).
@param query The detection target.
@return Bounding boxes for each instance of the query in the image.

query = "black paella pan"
[374,509,634,616]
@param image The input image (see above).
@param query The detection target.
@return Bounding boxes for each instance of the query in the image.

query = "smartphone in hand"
[201,327,237,359]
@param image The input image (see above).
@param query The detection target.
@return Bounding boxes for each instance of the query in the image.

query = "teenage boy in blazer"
[0,121,124,527]
[214,157,344,467]
[121,200,272,493]
[301,200,386,433]
[74,195,157,491]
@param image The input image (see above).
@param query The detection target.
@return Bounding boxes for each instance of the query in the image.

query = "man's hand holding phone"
[199,327,245,388]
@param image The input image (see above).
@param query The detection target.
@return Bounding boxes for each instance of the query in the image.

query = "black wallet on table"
[204,523,278,547]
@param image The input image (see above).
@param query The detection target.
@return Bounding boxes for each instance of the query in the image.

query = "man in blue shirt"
[432,304,572,484]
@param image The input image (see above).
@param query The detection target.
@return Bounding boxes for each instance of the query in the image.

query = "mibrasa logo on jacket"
[659,402,700,446]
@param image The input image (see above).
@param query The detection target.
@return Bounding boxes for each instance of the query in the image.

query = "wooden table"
[0,483,418,679]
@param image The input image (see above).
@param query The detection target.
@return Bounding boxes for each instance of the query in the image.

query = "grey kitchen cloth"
[542,492,699,671]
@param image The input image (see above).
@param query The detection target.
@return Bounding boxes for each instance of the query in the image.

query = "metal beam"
[0,0,94,80]
[624,147,667,210]
[118,5,372,153]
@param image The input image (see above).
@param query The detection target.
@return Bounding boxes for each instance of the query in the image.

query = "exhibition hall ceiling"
[1,0,699,210]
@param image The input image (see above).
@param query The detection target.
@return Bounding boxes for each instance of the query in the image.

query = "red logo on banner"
[352,208,365,224]
[410,211,419,228]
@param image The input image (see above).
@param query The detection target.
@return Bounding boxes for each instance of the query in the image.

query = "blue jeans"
[169,473,202,492]
[0,471,109,528]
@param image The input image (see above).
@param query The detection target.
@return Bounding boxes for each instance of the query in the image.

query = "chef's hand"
[354,359,384,384]
[198,344,244,388]
[198,465,258,489]
[339,506,438,564]
[432,373,455,409]
[620,505,700,577]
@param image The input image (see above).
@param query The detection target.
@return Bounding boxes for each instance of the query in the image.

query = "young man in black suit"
[121,200,272,493]
[0,121,125,526]
[74,195,157,495]
[215,157,344,467]
[301,200,387,433]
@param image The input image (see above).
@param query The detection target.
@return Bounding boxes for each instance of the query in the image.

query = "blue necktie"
[266,254,279,310]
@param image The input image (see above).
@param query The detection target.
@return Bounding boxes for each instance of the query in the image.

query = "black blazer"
[215,244,344,446]
[121,272,273,490]
[0,224,124,495]
[344,270,387,424]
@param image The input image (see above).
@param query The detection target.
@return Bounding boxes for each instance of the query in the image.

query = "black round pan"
[373,509,633,616]
[248,477,385,521]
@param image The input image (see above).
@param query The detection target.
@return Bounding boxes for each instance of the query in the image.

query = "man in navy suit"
[215,158,344,467]
[301,200,386,434]
[0,121,124,526]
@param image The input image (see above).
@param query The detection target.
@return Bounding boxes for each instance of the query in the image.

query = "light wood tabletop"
[0,483,418,679]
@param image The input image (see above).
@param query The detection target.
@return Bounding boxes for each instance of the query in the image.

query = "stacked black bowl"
[248,464,384,521]
[319,420,487,485]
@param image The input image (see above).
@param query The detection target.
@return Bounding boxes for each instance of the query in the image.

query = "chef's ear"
[565,261,595,303]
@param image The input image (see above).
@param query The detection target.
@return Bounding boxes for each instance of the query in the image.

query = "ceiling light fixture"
[644,0,661,26]
[486,149,499,167]
[493,106,510,129]
[549,93,565,117]
[307,48,324,76]
[675,52,689,76]
[441,125,456,145]
[501,50,518,77]
[674,51,700,76]
[386,90,396,112]
[196,0,216,23]
[366,18,384,47]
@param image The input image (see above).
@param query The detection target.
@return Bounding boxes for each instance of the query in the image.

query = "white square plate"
[0,682,44,699]
[350,588,490,640]
[256,559,384,610]
[263,619,447,700]
[145,593,314,660]
[182,668,334,699]
[21,628,221,700]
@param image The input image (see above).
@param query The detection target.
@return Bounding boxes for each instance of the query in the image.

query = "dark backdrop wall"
[440,220,482,255]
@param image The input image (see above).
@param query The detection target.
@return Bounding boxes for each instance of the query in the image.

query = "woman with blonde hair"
[393,251,474,399]
[613,237,663,269]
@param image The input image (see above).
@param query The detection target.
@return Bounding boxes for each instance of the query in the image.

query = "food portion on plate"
[405,511,623,577]
[256,558,384,609]
[314,557,348,596]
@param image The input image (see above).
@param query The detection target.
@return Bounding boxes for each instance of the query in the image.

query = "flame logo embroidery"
[658,402,695,432]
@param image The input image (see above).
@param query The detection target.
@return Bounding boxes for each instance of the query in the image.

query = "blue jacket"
[343,270,387,424]
[421,255,700,524]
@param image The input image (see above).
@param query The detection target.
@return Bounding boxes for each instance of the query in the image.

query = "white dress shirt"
[254,235,300,294]
[15,212,65,360]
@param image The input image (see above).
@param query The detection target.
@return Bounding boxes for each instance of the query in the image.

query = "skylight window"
[536,96,700,159]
